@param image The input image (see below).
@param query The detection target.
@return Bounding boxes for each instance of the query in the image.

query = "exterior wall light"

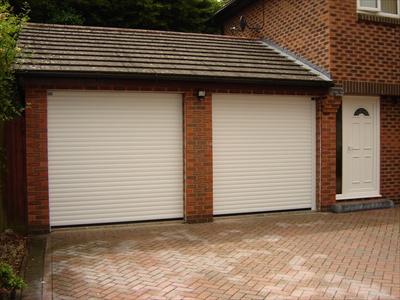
[198,90,206,101]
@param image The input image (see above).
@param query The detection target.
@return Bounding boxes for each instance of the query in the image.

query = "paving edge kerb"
[17,234,52,300]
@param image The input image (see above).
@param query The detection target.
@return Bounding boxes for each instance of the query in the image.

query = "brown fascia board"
[16,70,333,88]
[212,0,257,24]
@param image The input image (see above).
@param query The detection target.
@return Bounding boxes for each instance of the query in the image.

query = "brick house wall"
[329,0,399,85]
[380,97,400,201]
[221,0,331,70]
[23,77,327,233]
[220,0,400,87]
[315,95,342,210]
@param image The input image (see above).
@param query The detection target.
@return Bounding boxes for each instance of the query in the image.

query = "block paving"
[36,206,400,299]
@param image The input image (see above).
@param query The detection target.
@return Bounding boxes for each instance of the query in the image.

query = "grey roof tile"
[17,23,331,85]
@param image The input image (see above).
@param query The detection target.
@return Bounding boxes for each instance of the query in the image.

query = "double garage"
[48,90,315,227]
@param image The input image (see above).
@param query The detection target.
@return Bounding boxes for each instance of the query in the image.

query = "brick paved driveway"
[48,207,399,299]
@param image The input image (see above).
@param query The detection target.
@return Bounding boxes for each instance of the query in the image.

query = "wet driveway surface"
[38,207,400,299]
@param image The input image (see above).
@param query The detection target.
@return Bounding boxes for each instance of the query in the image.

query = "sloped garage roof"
[17,23,331,86]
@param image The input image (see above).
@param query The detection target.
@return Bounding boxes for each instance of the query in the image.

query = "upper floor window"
[358,0,400,18]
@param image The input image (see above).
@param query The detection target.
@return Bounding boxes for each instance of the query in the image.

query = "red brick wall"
[329,0,400,84]
[221,0,331,70]
[184,91,213,223]
[220,0,400,85]
[25,87,49,234]
[380,97,400,200]
[316,96,341,210]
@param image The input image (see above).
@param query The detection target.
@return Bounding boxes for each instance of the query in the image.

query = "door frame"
[337,96,381,200]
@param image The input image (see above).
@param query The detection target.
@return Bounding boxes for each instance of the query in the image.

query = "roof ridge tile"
[24,22,259,42]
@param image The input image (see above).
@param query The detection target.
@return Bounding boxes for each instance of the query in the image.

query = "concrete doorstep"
[331,199,394,213]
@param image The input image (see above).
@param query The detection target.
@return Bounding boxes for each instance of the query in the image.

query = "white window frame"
[357,0,400,18]
[358,0,380,12]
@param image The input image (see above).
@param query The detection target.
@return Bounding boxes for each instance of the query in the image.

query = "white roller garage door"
[213,94,315,215]
[48,91,183,226]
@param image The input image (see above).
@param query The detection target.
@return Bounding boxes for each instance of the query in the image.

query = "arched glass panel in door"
[354,108,370,116]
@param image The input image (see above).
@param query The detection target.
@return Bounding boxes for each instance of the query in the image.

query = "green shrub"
[0,262,26,291]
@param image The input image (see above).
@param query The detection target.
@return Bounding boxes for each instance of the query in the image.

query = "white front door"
[339,96,380,199]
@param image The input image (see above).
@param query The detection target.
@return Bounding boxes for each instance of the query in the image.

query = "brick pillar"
[184,91,213,223]
[316,95,341,210]
[25,86,50,233]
